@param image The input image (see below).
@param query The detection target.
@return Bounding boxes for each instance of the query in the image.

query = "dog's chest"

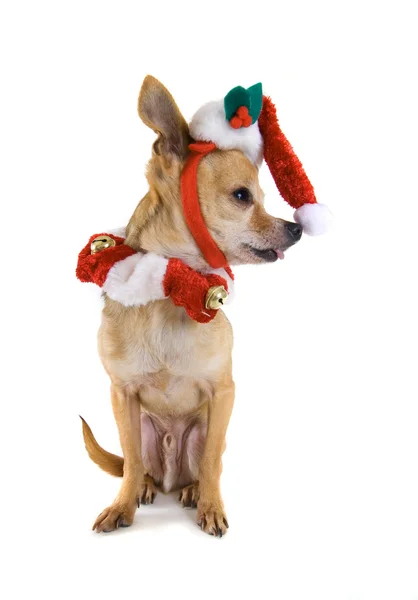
[127,317,225,378]
[100,301,232,413]
[118,326,221,414]
[137,372,213,415]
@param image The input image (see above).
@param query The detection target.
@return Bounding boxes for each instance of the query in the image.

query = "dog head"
[126,76,302,269]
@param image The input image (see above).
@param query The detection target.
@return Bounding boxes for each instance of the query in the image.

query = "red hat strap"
[180,142,229,269]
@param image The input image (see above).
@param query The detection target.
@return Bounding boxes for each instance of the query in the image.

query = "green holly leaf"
[224,86,249,121]
[224,82,263,125]
[247,82,263,123]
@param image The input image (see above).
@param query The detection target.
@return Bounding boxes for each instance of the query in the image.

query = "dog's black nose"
[285,221,302,241]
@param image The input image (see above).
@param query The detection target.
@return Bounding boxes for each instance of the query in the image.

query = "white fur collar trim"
[103,252,169,307]
[102,250,234,308]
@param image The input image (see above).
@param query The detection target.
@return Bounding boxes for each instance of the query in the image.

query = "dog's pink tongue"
[275,249,285,260]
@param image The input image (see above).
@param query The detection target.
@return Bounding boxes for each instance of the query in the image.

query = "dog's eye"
[232,187,252,203]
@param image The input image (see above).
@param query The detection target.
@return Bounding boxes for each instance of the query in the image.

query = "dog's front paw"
[197,502,229,537]
[92,502,136,533]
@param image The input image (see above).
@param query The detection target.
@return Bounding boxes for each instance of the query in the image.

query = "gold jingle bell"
[91,235,116,254]
[205,285,229,310]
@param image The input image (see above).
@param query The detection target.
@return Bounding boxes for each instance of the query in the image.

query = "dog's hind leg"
[93,385,145,533]
[139,474,157,505]
[179,481,199,508]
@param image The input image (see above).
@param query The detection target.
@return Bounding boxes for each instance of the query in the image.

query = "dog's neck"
[126,184,215,272]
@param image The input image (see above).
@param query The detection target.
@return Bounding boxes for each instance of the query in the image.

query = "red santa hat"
[188,83,332,238]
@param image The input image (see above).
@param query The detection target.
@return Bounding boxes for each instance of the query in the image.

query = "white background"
[1,1,417,599]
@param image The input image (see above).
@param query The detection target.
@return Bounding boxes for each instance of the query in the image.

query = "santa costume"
[77,83,332,323]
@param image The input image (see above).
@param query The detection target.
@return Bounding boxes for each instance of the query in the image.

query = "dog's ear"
[138,75,190,158]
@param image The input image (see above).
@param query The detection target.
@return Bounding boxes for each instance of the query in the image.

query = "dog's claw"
[93,504,135,533]
[139,477,157,505]
[197,507,228,537]
[117,516,131,528]
[179,482,200,509]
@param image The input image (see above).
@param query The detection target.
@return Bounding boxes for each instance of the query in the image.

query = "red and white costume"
[76,83,331,322]
[76,232,233,324]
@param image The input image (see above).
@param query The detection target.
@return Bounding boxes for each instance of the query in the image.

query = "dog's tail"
[79,416,124,477]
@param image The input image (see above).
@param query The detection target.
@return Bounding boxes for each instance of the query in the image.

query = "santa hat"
[188,83,332,237]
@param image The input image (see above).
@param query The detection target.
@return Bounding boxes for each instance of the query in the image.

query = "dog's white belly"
[135,375,210,491]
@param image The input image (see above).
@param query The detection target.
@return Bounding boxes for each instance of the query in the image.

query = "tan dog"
[81,76,302,536]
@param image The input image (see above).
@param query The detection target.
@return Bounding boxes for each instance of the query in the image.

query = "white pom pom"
[294,203,333,236]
